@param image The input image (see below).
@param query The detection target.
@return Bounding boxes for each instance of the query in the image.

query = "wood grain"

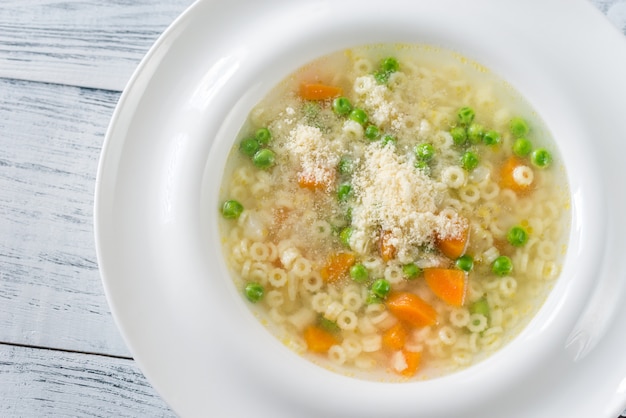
[0,344,173,417]
[0,78,130,356]
[0,0,195,91]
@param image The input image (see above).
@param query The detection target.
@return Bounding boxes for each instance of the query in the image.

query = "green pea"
[318,316,340,333]
[414,160,431,174]
[255,127,272,146]
[374,70,390,84]
[456,255,474,272]
[350,263,369,283]
[349,108,368,126]
[371,278,391,299]
[415,143,435,161]
[507,226,529,247]
[509,117,530,137]
[461,151,479,171]
[512,138,533,157]
[492,255,513,276]
[332,97,353,116]
[469,297,490,319]
[239,137,260,157]
[483,130,501,146]
[337,183,352,202]
[457,106,475,125]
[467,123,484,144]
[381,134,396,147]
[402,263,421,280]
[221,200,244,219]
[364,125,380,140]
[380,57,400,73]
[339,226,353,248]
[244,282,264,303]
[450,126,467,146]
[365,293,383,305]
[338,156,353,175]
[531,148,552,168]
[252,148,276,169]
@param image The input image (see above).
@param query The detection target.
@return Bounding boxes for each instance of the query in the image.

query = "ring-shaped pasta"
[449,308,470,328]
[459,184,481,203]
[302,272,323,293]
[342,290,363,312]
[479,181,500,201]
[249,241,271,261]
[537,240,557,261]
[342,337,363,359]
[438,326,457,345]
[266,290,284,308]
[384,264,404,284]
[361,334,382,353]
[499,276,518,298]
[324,301,344,322]
[442,166,466,189]
[268,267,287,287]
[467,313,488,333]
[337,310,358,331]
[328,345,347,365]
[291,257,312,278]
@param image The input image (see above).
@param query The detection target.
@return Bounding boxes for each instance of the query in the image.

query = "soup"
[217,44,570,380]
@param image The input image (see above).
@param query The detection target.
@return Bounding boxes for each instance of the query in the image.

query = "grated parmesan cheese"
[283,123,340,190]
[351,143,466,259]
[353,75,403,128]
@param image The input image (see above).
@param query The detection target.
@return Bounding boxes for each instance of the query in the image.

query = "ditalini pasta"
[218,44,570,381]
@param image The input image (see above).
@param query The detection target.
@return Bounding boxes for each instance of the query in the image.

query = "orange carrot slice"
[499,155,533,193]
[303,325,339,353]
[382,322,407,351]
[424,268,467,307]
[320,252,356,283]
[386,292,438,328]
[297,170,334,191]
[399,350,421,377]
[379,230,397,262]
[299,83,343,101]
[436,225,469,259]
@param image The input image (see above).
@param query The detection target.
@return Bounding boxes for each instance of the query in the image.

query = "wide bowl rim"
[94,0,626,417]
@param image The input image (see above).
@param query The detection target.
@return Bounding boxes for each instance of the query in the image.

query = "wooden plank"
[0,343,173,417]
[0,78,131,356]
[0,0,195,91]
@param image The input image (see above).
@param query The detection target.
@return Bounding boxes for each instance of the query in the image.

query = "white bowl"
[94,0,626,416]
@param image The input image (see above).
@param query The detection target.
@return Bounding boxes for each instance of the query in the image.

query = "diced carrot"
[424,268,467,307]
[303,325,339,353]
[385,292,438,328]
[499,155,533,193]
[379,230,397,262]
[320,252,356,283]
[436,224,469,259]
[399,350,421,377]
[382,322,407,351]
[299,83,343,101]
[297,170,334,191]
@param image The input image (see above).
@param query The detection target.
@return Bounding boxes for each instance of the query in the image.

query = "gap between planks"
[0,341,133,361]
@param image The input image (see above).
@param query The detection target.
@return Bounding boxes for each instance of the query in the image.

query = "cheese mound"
[283,124,340,190]
[351,143,465,259]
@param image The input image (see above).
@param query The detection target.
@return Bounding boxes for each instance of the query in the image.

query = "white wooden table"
[1,1,625,416]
